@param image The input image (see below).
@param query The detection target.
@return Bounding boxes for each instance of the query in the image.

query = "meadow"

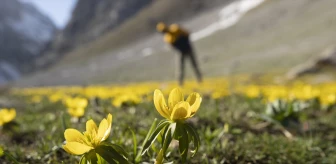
[0,76,336,163]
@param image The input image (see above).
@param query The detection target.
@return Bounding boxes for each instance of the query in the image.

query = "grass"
[0,90,335,163]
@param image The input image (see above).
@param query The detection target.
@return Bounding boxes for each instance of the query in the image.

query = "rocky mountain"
[47,0,153,56]
[0,0,56,84]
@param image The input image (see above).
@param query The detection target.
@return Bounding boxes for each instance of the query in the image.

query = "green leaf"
[79,155,87,164]
[177,124,189,163]
[141,120,171,155]
[95,145,129,164]
[259,114,282,126]
[185,123,200,157]
[155,149,164,164]
[161,123,176,158]
[142,118,158,147]
[136,118,158,163]
[96,153,107,164]
[85,150,98,164]
[3,151,19,164]
[128,127,137,161]
[101,142,130,159]
[161,125,169,146]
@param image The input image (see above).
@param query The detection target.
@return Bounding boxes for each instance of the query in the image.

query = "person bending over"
[156,22,203,86]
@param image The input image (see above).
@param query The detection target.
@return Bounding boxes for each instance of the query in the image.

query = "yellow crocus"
[154,88,202,121]
[63,113,112,155]
[0,108,16,126]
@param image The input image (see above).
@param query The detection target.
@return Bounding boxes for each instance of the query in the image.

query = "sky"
[20,0,78,28]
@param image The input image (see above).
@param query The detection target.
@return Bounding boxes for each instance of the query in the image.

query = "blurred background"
[1,0,336,86]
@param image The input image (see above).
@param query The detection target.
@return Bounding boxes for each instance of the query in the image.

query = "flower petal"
[84,119,98,141]
[154,89,170,119]
[64,129,85,143]
[101,114,112,141]
[86,120,98,133]
[168,88,184,109]
[63,142,93,155]
[97,115,112,142]
[97,119,108,141]
[186,93,202,116]
[170,101,191,121]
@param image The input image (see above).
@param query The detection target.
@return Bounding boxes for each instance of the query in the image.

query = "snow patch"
[191,0,266,41]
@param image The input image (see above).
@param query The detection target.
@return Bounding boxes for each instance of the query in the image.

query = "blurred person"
[156,22,203,86]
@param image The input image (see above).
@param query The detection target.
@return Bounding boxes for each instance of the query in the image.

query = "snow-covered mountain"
[0,0,56,84]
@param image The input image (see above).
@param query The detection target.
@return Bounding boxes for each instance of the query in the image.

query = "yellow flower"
[64,97,88,117]
[65,97,88,108]
[154,88,202,121]
[112,93,141,108]
[63,114,112,155]
[0,108,16,126]
[68,107,86,118]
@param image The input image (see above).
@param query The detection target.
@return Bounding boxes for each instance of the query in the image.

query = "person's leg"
[188,50,203,83]
[179,54,186,86]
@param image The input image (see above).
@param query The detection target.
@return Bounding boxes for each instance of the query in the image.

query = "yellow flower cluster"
[62,87,202,161]
[11,76,336,107]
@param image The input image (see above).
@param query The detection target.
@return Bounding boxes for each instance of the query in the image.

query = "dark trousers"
[173,36,202,85]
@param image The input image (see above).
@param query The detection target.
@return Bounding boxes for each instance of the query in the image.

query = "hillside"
[47,0,153,55]
[16,0,336,86]
[0,0,56,84]
[36,0,232,68]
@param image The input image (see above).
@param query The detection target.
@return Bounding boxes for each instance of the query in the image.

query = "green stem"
[155,149,164,164]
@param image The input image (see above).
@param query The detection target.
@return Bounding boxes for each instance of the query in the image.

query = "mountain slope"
[49,0,153,54]
[0,0,56,83]
[37,0,232,67]
[16,0,336,86]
